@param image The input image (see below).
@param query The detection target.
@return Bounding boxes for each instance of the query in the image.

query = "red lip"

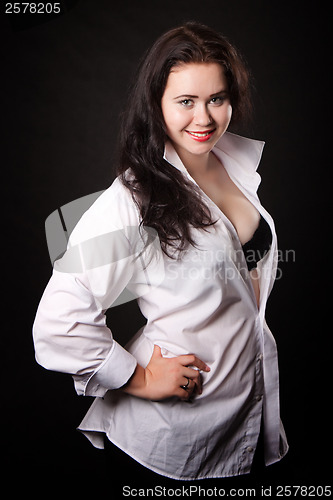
[185,129,216,142]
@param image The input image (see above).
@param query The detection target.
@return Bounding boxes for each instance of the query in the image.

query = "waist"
[125,322,262,401]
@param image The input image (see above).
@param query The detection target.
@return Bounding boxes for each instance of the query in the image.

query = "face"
[161,62,232,166]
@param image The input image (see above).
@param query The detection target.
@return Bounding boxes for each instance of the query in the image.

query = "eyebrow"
[173,90,229,100]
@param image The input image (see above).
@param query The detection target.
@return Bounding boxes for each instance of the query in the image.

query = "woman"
[33,22,288,481]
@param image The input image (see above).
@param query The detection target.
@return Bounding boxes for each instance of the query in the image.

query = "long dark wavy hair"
[117,21,252,257]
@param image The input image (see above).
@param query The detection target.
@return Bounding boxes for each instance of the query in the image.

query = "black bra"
[242,215,272,271]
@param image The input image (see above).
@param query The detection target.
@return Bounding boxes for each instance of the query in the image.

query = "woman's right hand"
[121,345,210,401]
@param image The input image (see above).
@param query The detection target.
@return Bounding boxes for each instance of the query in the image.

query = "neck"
[175,148,212,177]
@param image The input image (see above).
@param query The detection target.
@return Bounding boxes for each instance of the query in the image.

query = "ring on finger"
[181,377,190,390]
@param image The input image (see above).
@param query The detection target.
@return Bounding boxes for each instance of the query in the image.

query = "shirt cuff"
[77,341,138,397]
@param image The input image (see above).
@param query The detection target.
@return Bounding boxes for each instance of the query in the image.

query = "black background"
[2,0,331,491]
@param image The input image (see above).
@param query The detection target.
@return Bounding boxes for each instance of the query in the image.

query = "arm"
[33,268,210,400]
[33,259,138,397]
[33,209,149,397]
[33,184,209,400]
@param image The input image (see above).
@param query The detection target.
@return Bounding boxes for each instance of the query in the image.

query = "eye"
[209,96,225,106]
[179,99,194,107]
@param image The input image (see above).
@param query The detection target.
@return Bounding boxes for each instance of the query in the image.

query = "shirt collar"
[163,131,265,193]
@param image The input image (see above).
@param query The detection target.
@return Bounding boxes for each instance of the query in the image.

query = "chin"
[187,140,218,156]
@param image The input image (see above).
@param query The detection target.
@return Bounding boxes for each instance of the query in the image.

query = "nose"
[194,103,213,126]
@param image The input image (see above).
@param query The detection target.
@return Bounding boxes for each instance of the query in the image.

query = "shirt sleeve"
[32,183,159,397]
[33,262,138,397]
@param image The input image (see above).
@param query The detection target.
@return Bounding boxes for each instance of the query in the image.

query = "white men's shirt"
[33,132,289,480]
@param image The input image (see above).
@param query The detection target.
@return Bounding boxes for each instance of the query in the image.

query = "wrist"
[121,363,147,398]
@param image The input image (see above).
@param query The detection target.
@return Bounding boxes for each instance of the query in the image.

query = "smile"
[185,129,216,142]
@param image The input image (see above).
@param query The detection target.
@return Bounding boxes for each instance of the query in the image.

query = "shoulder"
[69,176,140,246]
[84,176,139,224]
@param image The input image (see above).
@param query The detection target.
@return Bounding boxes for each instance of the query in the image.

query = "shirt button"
[246,446,254,453]
[256,395,263,402]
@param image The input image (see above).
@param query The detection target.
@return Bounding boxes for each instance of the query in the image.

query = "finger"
[180,376,191,390]
[193,372,203,395]
[176,386,191,400]
[187,372,202,395]
[152,345,163,358]
[182,369,201,393]
[179,382,194,401]
[182,371,202,395]
[179,354,210,372]
[183,366,202,381]
[180,378,197,397]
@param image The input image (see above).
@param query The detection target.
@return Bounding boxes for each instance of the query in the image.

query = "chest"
[193,167,260,246]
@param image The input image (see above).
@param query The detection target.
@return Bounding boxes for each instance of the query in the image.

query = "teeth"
[188,131,212,137]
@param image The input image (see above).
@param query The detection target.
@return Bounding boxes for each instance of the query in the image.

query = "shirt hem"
[105,433,255,481]
[79,426,257,481]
